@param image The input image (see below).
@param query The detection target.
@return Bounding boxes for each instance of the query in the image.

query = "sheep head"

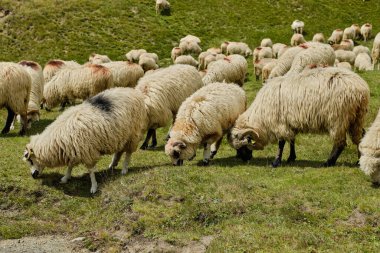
[23,145,45,179]
[228,127,265,161]
[165,139,197,166]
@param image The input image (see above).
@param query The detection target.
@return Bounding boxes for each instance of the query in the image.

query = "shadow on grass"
[0,119,54,138]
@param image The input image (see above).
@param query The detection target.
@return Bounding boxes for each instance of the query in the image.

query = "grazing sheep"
[156,0,170,15]
[328,29,344,44]
[253,47,273,62]
[354,53,373,71]
[24,87,148,194]
[312,33,325,43]
[220,41,229,54]
[139,53,159,72]
[268,45,306,78]
[335,50,356,65]
[290,33,306,46]
[43,64,113,110]
[272,43,287,58]
[89,53,111,64]
[331,40,354,51]
[351,24,361,40]
[135,64,203,150]
[19,61,44,128]
[226,42,252,57]
[198,51,213,70]
[262,60,278,82]
[165,82,246,166]
[180,35,201,45]
[336,61,352,70]
[101,61,144,87]
[277,45,289,58]
[372,33,380,70]
[361,23,372,42]
[291,20,304,34]
[202,54,248,86]
[343,27,355,40]
[207,47,222,54]
[253,58,276,81]
[203,53,225,70]
[43,60,81,83]
[174,55,199,67]
[0,62,31,135]
[260,38,273,48]
[179,40,202,55]
[353,45,370,56]
[359,109,380,185]
[229,67,369,167]
[171,47,182,62]
[126,49,147,63]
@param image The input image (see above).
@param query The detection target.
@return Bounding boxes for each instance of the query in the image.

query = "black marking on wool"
[88,94,113,112]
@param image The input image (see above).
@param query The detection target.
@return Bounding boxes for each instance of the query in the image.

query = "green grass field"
[1,0,380,252]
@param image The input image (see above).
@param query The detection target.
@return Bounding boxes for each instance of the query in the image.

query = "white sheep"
[206,47,222,54]
[336,61,352,70]
[360,23,372,42]
[220,41,229,54]
[180,35,201,45]
[171,47,182,62]
[277,45,289,58]
[253,47,273,62]
[351,24,361,40]
[260,38,273,48]
[354,53,373,71]
[226,42,252,57]
[138,53,159,72]
[268,45,306,79]
[24,87,148,194]
[262,60,278,82]
[43,60,81,83]
[0,62,31,135]
[253,58,276,81]
[165,82,246,166]
[126,49,147,63]
[331,40,354,51]
[343,27,355,40]
[89,53,111,64]
[174,55,199,67]
[353,45,370,56]
[101,61,144,87]
[156,0,170,15]
[229,67,369,167]
[179,40,202,55]
[198,51,213,70]
[272,43,287,58]
[203,53,225,70]
[290,33,306,46]
[359,108,380,185]
[312,33,325,43]
[328,29,344,44]
[135,64,203,149]
[291,20,304,34]
[335,50,356,66]
[372,33,380,70]
[43,64,113,110]
[202,54,248,86]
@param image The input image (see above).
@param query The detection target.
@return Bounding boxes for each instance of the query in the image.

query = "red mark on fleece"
[47,60,64,68]
[19,61,39,70]
[308,64,318,69]
[365,24,371,27]
[256,47,262,51]
[299,44,308,49]
[90,64,108,75]
[223,57,231,63]
[335,29,342,31]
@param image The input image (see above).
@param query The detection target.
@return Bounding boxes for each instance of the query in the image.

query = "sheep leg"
[140,128,154,150]
[121,152,132,175]
[10,114,17,131]
[202,143,212,166]
[1,107,15,134]
[210,137,223,159]
[108,151,123,171]
[59,101,67,111]
[272,140,286,168]
[322,143,345,167]
[88,166,98,194]
[286,139,297,163]
[18,114,28,136]
[61,166,73,184]
[149,129,157,148]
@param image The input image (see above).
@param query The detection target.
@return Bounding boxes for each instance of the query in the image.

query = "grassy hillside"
[1,0,380,252]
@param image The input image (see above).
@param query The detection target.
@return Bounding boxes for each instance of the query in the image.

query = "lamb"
[253,58,276,81]
[0,62,31,135]
[101,61,144,87]
[360,23,372,42]
[89,53,111,64]
[328,29,344,44]
[372,33,380,70]
[165,82,246,166]
[174,55,199,67]
[43,64,113,110]
[206,47,222,54]
[202,54,248,86]
[359,109,380,185]
[343,27,355,40]
[179,40,202,55]
[260,38,273,48]
[268,45,306,79]
[353,45,370,56]
[290,33,306,46]
[171,47,182,62]
[354,53,373,71]
[291,20,304,34]
[156,0,170,15]
[135,64,203,150]
[272,43,287,58]
[262,60,278,82]
[312,33,325,43]
[226,42,252,57]
[126,49,147,63]
[253,47,273,62]
[229,67,369,167]
[335,50,356,65]
[43,60,81,83]
[138,53,159,72]
[24,87,148,194]
[351,24,361,40]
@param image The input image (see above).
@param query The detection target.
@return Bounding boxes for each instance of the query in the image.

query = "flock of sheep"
[0,18,379,194]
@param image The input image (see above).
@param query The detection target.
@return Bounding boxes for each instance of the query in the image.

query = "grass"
[1,0,380,252]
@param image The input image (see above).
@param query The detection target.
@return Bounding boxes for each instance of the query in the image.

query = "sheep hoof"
[148,143,157,149]
[60,176,70,184]
[121,168,128,175]
[271,159,281,168]
[371,182,380,188]
[18,129,26,136]
[286,156,296,163]
[210,151,217,159]
[140,144,148,150]
[90,186,98,194]
[201,159,210,166]
[321,161,335,167]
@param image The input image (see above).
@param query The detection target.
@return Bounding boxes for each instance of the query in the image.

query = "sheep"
[198,70,207,78]
[203,53,225,70]
[353,45,370,56]
[343,27,355,40]
[179,40,202,55]
[126,49,147,63]
[24,87,148,194]
[43,60,81,83]
[360,23,372,42]
[206,47,222,54]
[101,61,144,87]
[351,24,361,40]
[354,53,373,71]
[268,45,306,79]
[174,55,199,67]
[262,60,278,82]
[331,40,354,51]
[138,53,159,72]
[290,33,306,46]
[312,33,325,43]
[286,42,336,75]
[277,45,289,58]
[272,43,287,58]
[198,51,213,70]
[0,62,31,135]
[226,42,252,57]
[359,109,380,186]
[260,38,273,48]
[328,29,344,44]
[253,47,273,62]
[202,54,248,87]
[43,64,113,111]
[156,0,170,15]
[135,64,203,150]
[335,50,356,66]
[220,41,229,54]
[372,33,380,70]
[18,61,44,128]
[89,53,111,64]
[335,61,352,70]
[253,58,276,81]
[291,20,304,34]
[165,82,246,166]
[229,67,369,167]
[171,47,182,62]
[180,35,201,45]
